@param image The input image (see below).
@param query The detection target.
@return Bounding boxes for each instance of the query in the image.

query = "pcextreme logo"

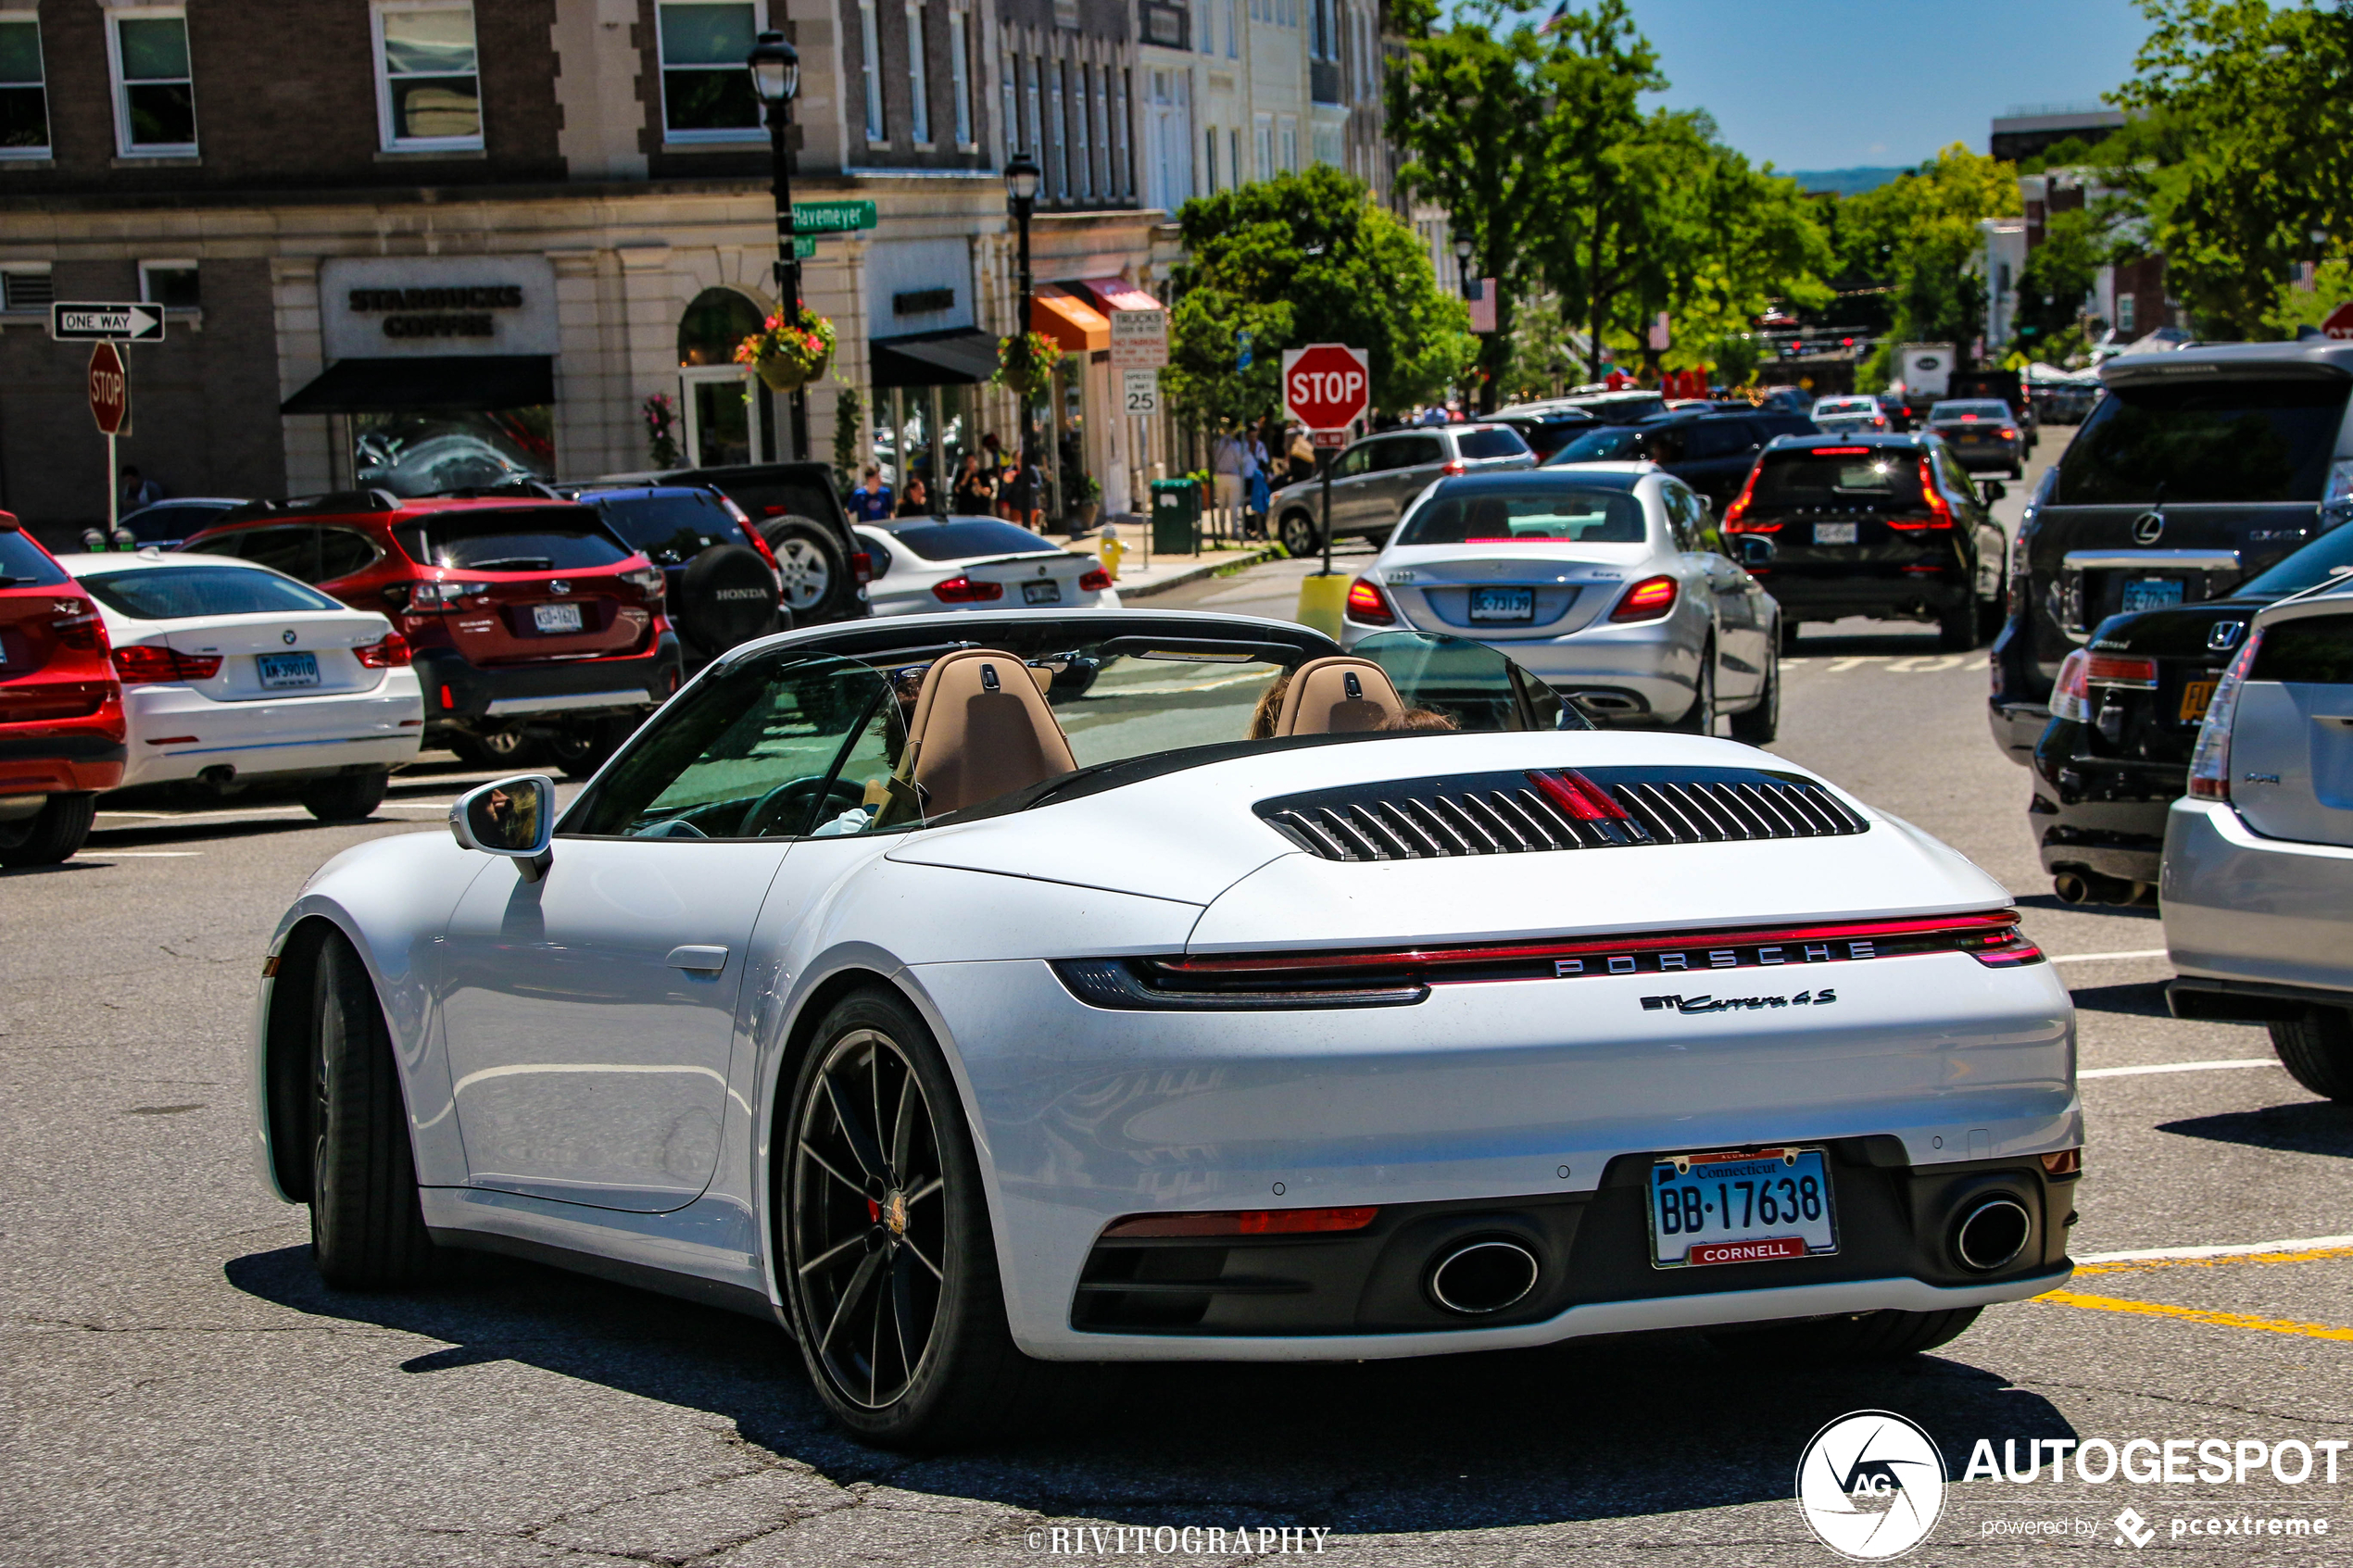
[1797,1411,1946,1561]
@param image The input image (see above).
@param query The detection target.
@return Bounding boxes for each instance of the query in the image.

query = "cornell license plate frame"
[1647,1146,1839,1270]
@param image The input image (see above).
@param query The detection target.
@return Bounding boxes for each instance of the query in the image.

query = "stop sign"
[1281,344,1370,432]
[2324,302,2353,341]
[88,342,128,436]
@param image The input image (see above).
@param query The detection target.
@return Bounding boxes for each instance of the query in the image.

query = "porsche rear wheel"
[309,933,436,1289]
[783,987,1072,1448]
[1707,1306,1981,1363]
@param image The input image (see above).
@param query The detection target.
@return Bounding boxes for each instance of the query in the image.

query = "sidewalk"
[1064,515,1284,598]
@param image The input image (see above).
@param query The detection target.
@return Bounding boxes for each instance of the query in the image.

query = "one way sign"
[49,302,166,343]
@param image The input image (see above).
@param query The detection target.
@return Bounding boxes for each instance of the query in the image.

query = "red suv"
[182,493,678,769]
[0,513,123,865]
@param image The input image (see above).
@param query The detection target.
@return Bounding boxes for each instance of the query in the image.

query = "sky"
[1621,0,2151,173]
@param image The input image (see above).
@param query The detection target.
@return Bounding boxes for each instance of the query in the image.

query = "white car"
[1339,466,1781,736]
[62,551,422,820]
[251,608,2078,1448]
[2162,580,2353,1100]
[1809,395,1891,434]
[855,517,1119,617]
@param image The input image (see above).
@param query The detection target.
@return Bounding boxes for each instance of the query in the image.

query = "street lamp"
[747,30,806,458]
[1005,151,1042,490]
[1452,231,1475,292]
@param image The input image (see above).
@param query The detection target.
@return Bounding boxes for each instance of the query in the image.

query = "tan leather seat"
[1274,656,1404,736]
[898,648,1078,816]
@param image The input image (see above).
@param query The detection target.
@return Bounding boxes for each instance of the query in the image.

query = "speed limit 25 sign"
[1122,369,1159,415]
[1280,344,1369,433]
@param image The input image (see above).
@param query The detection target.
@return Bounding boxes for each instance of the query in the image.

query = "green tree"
[1159,167,1476,427]
[1838,144,2020,380]
[2011,207,2108,351]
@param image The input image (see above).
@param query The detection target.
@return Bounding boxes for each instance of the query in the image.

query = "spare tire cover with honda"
[676,544,781,657]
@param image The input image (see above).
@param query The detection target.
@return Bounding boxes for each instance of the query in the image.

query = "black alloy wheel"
[1277,509,1321,559]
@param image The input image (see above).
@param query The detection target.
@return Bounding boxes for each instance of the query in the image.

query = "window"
[0,266,51,312]
[1095,66,1110,196]
[1195,0,1213,55]
[108,9,196,156]
[1000,52,1016,160]
[1313,122,1339,165]
[1226,0,1238,56]
[0,16,49,158]
[1312,0,1332,57]
[1203,125,1217,192]
[1049,58,1066,197]
[1229,128,1239,192]
[948,9,972,146]
[140,261,199,310]
[1072,62,1090,200]
[1279,116,1296,172]
[1114,70,1130,196]
[372,4,480,150]
[1025,56,1043,174]
[906,4,930,144]
[859,0,885,141]
[1254,115,1271,182]
[2117,293,2137,333]
[656,1,761,142]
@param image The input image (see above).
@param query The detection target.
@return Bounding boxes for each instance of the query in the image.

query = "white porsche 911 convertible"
[253,609,2080,1447]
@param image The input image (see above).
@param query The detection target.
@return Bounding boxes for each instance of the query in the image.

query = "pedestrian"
[1243,429,1271,541]
[1287,425,1315,485]
[1210,420,1245,537]
[895,476,932,517]
[849,465,894,522]
[120,465,162,513]
[1006,446,1048,532]
[950,453,995,515]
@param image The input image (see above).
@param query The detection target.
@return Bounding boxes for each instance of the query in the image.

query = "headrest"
[1274,656,1405,736]
[900,648,1078,817]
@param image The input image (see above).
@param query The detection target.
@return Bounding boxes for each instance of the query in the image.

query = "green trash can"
[1150,479,1201,556]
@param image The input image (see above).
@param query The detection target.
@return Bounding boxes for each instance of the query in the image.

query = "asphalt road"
[5,434,2349,1566]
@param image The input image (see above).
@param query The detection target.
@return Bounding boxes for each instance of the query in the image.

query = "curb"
[1115,545,1286,599]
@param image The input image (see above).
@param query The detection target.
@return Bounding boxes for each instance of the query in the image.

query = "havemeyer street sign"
[51,301,165,343]
[1281,343,1369,432]
[89,342,129,436]
[791,200,877,234]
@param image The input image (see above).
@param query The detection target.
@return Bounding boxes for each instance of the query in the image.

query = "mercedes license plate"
[1470,586,1534,621]
[533,602,585,633]
[1813,521,1858,546]
[256,652,320,690]
[2121,579,2184,614]
[1649,1147,1837,1269]
[2180,678,2219,722]
[1022,580,1063,606]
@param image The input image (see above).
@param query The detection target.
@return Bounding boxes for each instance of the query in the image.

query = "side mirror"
[450,774,556,881]
[1981,480,2007,504]
[1738,534,1776,569]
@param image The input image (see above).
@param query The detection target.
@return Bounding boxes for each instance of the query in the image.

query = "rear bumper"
[119,674,423,788]
[414,633,679,725]
[1989,699,2049,765]
[1949,444,2021,471]
[1343,615,1696,721]
[2162,797,2353,993]
[2029,719,2179,884]
[0,723,127,798]
[1766,570,1969,621]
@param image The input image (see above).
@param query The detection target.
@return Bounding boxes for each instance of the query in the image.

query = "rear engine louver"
[1256,766,1868,860]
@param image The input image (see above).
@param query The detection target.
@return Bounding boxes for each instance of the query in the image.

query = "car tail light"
[1813,446,1872,455]
[1609,574,1678,621]
[51,606,107,652]
[2000,428,2020,440]
[1344,576,1395,624]
[1721,462,1772,531]
[112,644,220,684]
[407,580,490,610]
[2050,649,2092,721]
[2187,629,2261,801]
[1441,458,1466,476]
[1887,458,1956,531]
[1078,567,1112,592]
[621,564,666,600]
[851,551,875,584]
[1101,1207,1379,1239]
[2085,652,2158,688]
[354,632,411,669]
[932,574,1003,603]
[1527,769,1629,822]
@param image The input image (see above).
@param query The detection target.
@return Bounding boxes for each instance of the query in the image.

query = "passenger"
[1246,674,1292,740]
[1382,707,1459,733]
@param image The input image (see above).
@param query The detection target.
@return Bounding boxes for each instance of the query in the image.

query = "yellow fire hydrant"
[1095,527,1125,583]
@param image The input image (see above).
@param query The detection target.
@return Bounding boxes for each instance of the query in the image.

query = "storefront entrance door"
[680,367,768,469]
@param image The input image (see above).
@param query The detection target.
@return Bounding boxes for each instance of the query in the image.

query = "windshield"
[79,566,344,620]
[882,520,1060,561]
[1750,450,1927,509]
[1928,401,2011,422]
[1395,483,1647,546]
[394,508,633,571]
[0,532,69,588]
[2056,377,2351,505]
[2237,522,2353,597]
[1545,425,1655,463]
[1815,399,1875,415]
[591,492,739,566]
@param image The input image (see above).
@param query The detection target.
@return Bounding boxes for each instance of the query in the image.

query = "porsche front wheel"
[784,987,1054,1448]
[310,933,437,1288]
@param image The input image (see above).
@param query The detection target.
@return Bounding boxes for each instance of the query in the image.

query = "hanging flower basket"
[992,330,1062,395]
[735,308,837,392]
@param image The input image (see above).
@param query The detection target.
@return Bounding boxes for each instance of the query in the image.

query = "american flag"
[1536,0,1570,35]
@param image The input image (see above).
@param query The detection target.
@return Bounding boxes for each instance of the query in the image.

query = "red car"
[182,494,678,771]
[0,513,123,865]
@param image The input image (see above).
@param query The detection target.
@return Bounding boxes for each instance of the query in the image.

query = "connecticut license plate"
[533,602,585,633]
[1649,1147,1838,1269]
[256,652,320,689]
[2180,678,2219,722]
[1022,580,1063,605]
[1470,586,1534,621]
[1813,522,1858,546]
[2121,578,2184,613]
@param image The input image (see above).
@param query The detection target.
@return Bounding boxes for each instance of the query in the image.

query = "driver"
[481,784,538,847]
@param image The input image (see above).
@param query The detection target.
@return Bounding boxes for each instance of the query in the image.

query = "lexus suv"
[182,494,677,771]
[0,514,123,865]
[1991,339,2353,765]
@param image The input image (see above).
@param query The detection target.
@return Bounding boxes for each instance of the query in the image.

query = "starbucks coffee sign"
[321,257,558,359]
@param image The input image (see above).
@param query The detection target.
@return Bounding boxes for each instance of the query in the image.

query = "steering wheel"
[739,774,865,838]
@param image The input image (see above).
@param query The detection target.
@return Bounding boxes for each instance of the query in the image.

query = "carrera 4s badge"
[1642,989,1837,1014]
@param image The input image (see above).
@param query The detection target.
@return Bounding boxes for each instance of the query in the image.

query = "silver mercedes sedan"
[1338,464,1783,737]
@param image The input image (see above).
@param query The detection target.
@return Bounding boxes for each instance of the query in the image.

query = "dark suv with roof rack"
[594,460,868,628]
[1989,339,2353,764]
[181,492,676,771]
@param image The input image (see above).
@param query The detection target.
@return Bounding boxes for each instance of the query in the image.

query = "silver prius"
[1339,464,1782,737]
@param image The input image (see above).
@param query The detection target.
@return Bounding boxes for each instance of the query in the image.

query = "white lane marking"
[1883,654,1967,673]
[1821,656,1885,672]
[2080,1058,2278,1080]
[85,850,203,858]
[2050,948,2169,964]
[2079,1234,2353,1266]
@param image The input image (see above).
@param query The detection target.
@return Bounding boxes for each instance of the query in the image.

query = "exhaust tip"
[2052,872,2090,905]
[1427,1238,1540,1315]
[1953,1198,2032,1273]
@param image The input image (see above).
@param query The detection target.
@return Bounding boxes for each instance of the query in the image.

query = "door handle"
[665,945,728,972]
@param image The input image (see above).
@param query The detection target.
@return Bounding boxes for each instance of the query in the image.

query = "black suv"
[2026,521,2353,904]
[598,460,868,627]
[1989,340,2353,764]
[563,484,787,667]
[1722,433,2009,651]
[1542,408,1818,508]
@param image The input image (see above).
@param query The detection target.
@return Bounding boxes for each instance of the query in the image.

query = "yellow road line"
[2072,1244,2353,1277]
[2038,1290,2353,1344]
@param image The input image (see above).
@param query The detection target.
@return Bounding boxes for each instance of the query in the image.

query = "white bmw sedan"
[251,608,2077,1449]
[62,551,422,820]
[1339,466,1782,737]
[856,517,1119,618]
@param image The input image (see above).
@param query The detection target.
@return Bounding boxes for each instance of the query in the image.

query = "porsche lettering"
[1554,940,1875,978]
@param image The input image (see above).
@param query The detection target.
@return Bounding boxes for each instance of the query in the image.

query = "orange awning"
[1082,277,1164,315]
[1032,287,1110,353]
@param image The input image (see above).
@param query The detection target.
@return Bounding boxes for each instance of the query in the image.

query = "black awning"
[280,355,556,415]
[869,328,998,389]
